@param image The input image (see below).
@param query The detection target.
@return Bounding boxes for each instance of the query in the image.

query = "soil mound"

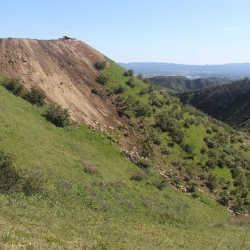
[0,38,122,129]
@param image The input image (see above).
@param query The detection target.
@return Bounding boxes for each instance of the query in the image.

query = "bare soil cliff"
[0,38,122,129]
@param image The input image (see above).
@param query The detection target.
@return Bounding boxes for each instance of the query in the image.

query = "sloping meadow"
[0,70,250,249]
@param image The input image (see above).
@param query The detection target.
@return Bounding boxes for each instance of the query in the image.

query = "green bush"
[139,87,149,95]
[130,170,147,181]
[91,88,100,95]
[96,73,109,85]
[94,60,106,70]
[183,143,196,155]
[206,127,213,134]
[0,150,21,194]
[2,78,25,96]
[160,146,172,155]
[123,69,133,77]
[152,177,168,190]
[134,102,153,117]
[137,158,151,168]
[83,161,98,175]
[126,77,136,87]
[43,104,71,127]
[113,84,125,94]
[23,86,46,106]
[171,128,184,145]
[21,169,46,196]
[0,150,45,196]
[200,146,207,154]
[137,73,143,79]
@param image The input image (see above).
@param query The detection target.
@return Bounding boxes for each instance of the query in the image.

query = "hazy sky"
[2,0,250,65]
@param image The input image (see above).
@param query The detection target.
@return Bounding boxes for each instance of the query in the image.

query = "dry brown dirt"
[0,38,124,129]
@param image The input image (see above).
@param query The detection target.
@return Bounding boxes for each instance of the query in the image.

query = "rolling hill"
[0,38,250,249]
[176,77,250,132]
[149,75,220,92]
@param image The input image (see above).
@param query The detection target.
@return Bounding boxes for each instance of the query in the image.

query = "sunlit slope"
[0,77,250,249]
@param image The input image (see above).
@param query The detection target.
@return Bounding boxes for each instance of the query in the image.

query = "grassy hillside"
[176,77,250,133]
[149,75,219,92]
[0,68,250,249]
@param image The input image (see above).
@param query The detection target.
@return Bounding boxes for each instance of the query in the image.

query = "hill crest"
[0,38,123,129]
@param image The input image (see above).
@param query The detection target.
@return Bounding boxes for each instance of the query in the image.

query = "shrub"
[91,88,100,95]
[183,143,196,155]
[0,150,46,196]
[211,124,219,132]
[188,181,200,198]
[0,150,21,194]
[151,98,163,108]
[139,87,149,95]
[95,73,109,85]
[143,78,150,84]
[23,86,46,106]
[160,146,172,155]
[150,132,162,145]
[130,170,147,181]
[126,77,136,87]
[206,173,219,190]
[123,69,134,77]
[152,177,168,190]
[2,78,25,96]
[137,73,143,79]
[83,161,98,175]
[206,127,213,134]
[21,169,46,196]
[94,60,106,70]
[135,103,152,117]
[113,84,125,94]
[200,146,207,155]
[137,158,151,168]
[43,104,71,127]
[171,129,184,145]
[203,137,217,148]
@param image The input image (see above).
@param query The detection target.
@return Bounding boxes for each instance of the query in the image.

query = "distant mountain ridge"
[118,62,250,79]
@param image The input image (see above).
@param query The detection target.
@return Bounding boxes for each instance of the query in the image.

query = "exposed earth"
[0,38,124,129]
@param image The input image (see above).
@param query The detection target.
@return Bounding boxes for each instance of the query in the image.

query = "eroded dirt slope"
[0,38,122,129]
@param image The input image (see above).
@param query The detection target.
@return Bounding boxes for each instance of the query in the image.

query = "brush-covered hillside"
[149,75,220,92]
[176,77,250,133]
[0,39,250,249]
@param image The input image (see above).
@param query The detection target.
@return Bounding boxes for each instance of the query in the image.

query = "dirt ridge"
[0,38,122,129]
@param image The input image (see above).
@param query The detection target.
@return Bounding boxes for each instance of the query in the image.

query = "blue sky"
[1,0,250,65]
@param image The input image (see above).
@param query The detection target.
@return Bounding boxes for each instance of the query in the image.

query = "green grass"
[214,166,234,188]
[0,81,250,249]
[184,123,207,156]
